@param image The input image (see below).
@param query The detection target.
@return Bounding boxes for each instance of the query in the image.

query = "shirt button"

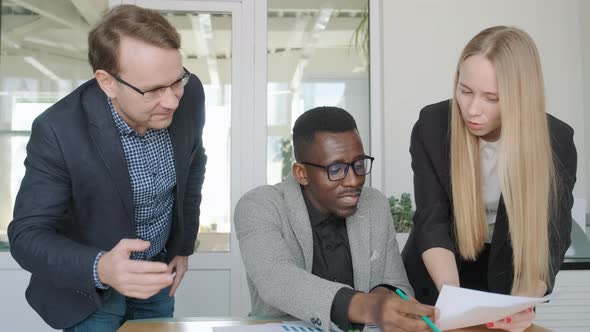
[326,245,332,250]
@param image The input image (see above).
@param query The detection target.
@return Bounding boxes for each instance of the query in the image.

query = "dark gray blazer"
[8,75,207,329]
[402,100,577,305]
[235,174,413,332]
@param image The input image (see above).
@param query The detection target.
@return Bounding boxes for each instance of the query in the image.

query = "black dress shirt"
[303,190,363,331]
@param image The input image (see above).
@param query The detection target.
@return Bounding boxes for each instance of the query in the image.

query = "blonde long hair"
[450,26,555,295]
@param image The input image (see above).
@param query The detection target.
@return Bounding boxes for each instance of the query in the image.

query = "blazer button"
[74,290,90,298]
[310,318,317,325]
[316,318,322,326]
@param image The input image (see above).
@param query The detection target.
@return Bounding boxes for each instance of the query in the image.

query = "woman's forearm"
[422,247,460,291]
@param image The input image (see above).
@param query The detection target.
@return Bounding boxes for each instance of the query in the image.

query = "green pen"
[395,288,441,332]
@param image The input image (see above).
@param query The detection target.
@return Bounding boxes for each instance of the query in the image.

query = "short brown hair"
[88,5,181,74]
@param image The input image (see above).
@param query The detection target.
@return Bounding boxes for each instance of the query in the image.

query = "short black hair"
[292,106,358,162]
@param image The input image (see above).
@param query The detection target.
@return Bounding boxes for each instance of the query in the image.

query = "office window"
[266,0,371,184]
[160,10,233,252]
[0,1,106,245]
[0,3,234,252]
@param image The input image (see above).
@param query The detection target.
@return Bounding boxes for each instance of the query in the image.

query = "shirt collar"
[479,137,501,151]
[107,97,163,138]
[301,186,342,226]
[107,98,136,137]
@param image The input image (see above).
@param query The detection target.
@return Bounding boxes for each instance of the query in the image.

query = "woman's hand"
[485,307,534,332]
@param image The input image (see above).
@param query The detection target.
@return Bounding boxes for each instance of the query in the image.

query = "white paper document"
[212,321,380,332]
[212,321,322,332]
[435,285,550,331]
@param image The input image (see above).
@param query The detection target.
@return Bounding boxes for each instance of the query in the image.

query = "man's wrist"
[93,251,110,289]
[348,292,377,324]
[370,284,397,295]
[331,288,363,331]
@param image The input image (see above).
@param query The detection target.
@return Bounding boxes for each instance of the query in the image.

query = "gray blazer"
[235,174,413,331]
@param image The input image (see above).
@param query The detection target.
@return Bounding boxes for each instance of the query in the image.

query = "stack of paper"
[435,285,550,330]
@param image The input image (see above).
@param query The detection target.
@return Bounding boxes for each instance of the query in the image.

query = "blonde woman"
[402,26,577,332]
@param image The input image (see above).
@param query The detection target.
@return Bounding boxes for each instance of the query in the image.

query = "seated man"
[235,107,435,332]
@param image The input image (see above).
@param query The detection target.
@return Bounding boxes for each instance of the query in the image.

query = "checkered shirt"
[92,98,176,288]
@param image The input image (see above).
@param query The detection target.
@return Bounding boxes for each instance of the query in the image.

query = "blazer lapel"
[83,83,134,224]
[441,114,452,196]
[167,110,188,203]
[488,195,509,265]
[284,175,314,271]
[347,193,371,291]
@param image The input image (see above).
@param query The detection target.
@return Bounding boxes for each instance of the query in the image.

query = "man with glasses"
[235,107,436,332]
[8,5,206,331]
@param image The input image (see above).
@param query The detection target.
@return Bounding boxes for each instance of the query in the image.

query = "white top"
[480,138,501,243]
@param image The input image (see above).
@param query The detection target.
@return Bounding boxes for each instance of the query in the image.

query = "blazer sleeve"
[180,75,207,256]
[375,193,414,296]
[547,124,577,291]
[235,188,347,331]
[8,116,100,295]
[410,110,455,255]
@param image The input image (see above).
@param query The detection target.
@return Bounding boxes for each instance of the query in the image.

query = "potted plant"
[389,193,414,250]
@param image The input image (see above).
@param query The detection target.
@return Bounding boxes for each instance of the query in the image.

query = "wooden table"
[118,317,553,332]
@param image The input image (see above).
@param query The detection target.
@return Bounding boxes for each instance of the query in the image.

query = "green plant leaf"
[389,193,415,233]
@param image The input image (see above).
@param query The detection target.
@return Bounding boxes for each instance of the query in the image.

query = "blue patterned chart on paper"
[212,322,320,332]
[279,321,380,331]
[280,324,322,331]
[212,321,381,331]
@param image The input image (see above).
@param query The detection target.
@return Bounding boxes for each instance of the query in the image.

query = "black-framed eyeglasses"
[301,155,375,181]
[110,67,190,102]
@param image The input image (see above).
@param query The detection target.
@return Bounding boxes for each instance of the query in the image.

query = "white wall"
[0,252,234,331]
[581,1,590,220]
[535,270,590,331]
[381,0,587,206]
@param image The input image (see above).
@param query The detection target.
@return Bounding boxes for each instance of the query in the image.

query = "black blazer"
[8,75,207,329]
[402,100,577,305]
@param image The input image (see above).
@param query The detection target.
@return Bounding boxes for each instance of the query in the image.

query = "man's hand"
[371,294,437,332]
[167,255,188,297]
[349,292,436,332]
[97,239,174,299]
[369,286,392,296]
